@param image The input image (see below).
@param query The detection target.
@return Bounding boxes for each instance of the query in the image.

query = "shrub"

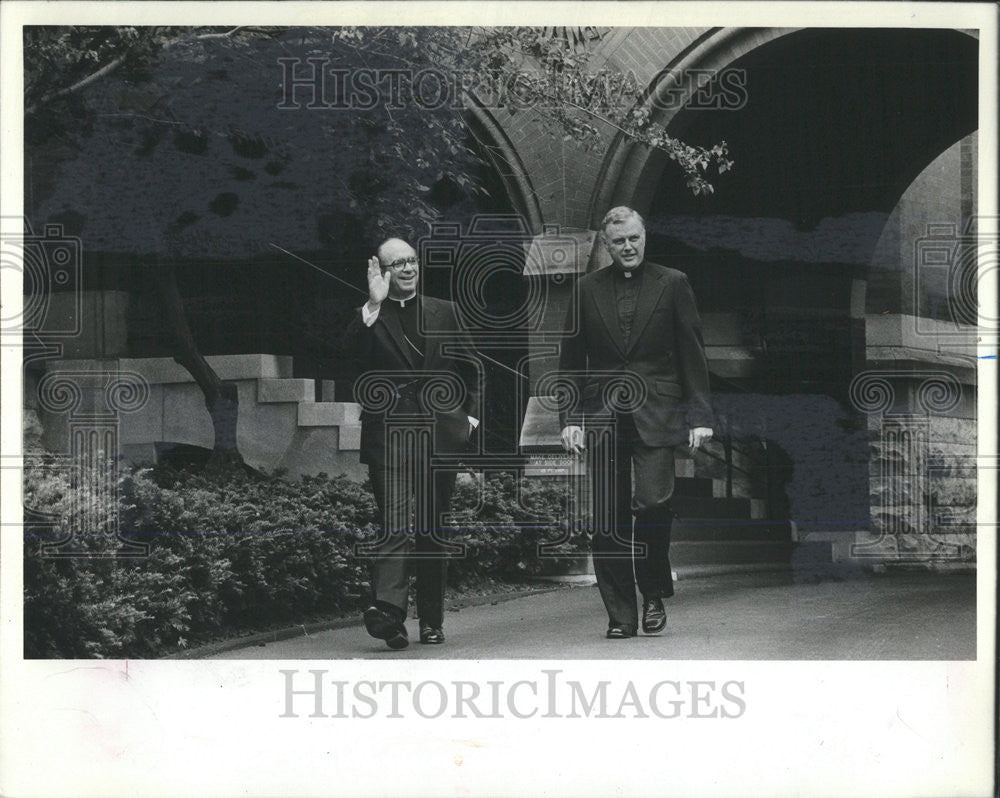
[23,456,585,658]
[448,471,587,583]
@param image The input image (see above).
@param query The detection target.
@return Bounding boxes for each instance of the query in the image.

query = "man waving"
[344,238,480,649]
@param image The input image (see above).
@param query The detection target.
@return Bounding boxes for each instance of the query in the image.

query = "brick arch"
[589,26,979,385]
[464,103,545,235]
[589,26,979,227]
[589,27,801,226]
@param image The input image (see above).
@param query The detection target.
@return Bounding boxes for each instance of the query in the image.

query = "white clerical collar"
[392,294,417,308]
[615,262,644,279]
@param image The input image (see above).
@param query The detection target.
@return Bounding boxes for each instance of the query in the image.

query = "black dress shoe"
[606,625,637,639]
[419,624,445,644]
[363,606,409,649]
[642,597,666,634]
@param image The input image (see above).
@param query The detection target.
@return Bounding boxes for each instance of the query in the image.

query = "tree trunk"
[152,260,247,471]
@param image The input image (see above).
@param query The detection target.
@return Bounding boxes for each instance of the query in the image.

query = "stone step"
[790,540,837,567]
[338,425,362,451]
[671,519,793,543]
[670,540,796,567]
[257,378,314,404]
[787,541,873,579]
[673,476,714,497]
[672,496,752,520]
[298,402,361,427]
[116,354,294,383]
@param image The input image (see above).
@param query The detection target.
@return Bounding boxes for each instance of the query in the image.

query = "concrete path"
[206,570,976,660]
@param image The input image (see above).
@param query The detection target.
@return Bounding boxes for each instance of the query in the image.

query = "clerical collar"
[614,261,644,279]
[390,294,418,308]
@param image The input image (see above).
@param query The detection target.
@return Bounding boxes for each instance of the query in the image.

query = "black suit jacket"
[343,295,481,466]
[557,261,712,447]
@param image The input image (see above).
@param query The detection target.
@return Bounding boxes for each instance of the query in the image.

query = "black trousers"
[590,412,675,631]
[368,446,457,629]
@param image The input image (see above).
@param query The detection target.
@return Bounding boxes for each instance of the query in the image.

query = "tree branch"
[26,27,253,116]
[97,112,186,126]
[195,26,244,40]
[26,53,129,115]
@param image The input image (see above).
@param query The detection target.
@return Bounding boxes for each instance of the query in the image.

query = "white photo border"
[1,3,996,797]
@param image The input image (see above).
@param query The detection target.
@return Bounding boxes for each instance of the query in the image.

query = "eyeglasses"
[387,256,419,269]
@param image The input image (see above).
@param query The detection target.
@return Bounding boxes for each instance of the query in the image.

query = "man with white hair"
[558,206,713,639]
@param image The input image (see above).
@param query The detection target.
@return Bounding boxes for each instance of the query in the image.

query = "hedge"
[23,455,586,658]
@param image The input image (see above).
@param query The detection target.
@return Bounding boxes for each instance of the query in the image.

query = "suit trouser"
[591,412,675,631]
[368,456,457,629]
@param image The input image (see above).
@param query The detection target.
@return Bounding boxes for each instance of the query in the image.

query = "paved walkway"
[206,570,976,660]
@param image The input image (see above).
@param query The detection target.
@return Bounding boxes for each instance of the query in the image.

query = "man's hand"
[560,425,585,455]
[366,256,390,309]
[688,427,713,450]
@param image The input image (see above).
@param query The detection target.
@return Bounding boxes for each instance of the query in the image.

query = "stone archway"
[465,103,546,236]
[591,26,978,229]
[590,27,801,224]
[578,26,980,565]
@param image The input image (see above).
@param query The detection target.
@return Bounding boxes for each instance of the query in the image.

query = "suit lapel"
[592,268,627,357]
[625,266,666,354]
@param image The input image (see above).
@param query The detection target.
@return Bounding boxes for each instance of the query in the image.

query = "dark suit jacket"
[343,295,481,466]
[557,261,712,447]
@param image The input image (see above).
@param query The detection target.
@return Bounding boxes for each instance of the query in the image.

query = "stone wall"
[859,386,976,565]
[858,132,979,565]
[31,354,367,481]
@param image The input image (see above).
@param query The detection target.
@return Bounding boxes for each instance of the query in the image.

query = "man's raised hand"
[367,256,390,307]
[688,427,713,450]
[560,425,585,456]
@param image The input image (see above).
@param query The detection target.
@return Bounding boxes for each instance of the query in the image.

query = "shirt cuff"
[361,302,380,326]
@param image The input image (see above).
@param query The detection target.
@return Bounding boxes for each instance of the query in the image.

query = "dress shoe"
[642,597,666,634]
[419,624,445,644]
[606,625,637,639]
[363,606,409,649]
